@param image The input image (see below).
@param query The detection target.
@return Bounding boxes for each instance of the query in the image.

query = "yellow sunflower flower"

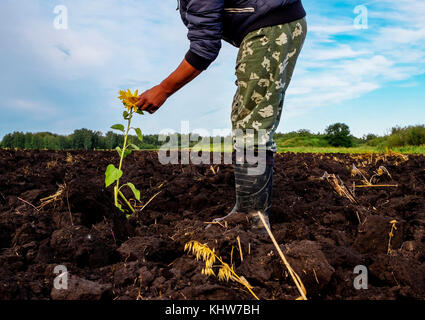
[118,89,139,112]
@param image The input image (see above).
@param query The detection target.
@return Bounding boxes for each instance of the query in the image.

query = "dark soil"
[0,150,424,300]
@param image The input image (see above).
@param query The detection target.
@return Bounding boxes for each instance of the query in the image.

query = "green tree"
[24,133,33,149]
[325,123,353,147]
[1,133,13,148]
[387,125,425,147]
[11,132,26,149]
[297,129,312,137]
[57,135,69,149]
[104,131,116,149]
[71,129,93,150]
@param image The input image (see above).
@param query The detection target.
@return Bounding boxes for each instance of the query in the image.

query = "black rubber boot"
[210,151,274,230]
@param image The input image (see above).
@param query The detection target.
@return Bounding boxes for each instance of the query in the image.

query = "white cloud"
[11,99,55,113]
[304,44,369,61]
[282,0,425,122]
[308,24,355,36]
[2,99,59,122]
[1,0,424,138]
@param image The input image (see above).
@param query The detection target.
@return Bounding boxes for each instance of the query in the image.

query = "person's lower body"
[213,18,307,230]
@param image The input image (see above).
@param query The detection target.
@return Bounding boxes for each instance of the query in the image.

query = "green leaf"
[123,149,132,158]
[129,143,140,150]
[126,214,131,219]
[134,128,143,142]
[123,111,130,120]
[105,164,123,187]
[127,183,141,201]
[111,124,125,132]
[116,147,132,158]
[117,203,125,213]
[136,109,144,115]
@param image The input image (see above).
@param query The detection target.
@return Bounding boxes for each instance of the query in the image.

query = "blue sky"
[0,0,424,139]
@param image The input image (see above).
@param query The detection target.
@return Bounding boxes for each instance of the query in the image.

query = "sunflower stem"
[118,190,135,213]
[114,110,133,211]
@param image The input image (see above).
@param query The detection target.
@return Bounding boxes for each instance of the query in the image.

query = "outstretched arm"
[137,0,224,114]
[136,59,202,114]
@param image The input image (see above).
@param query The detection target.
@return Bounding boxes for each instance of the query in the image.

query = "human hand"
[135,84,170,114]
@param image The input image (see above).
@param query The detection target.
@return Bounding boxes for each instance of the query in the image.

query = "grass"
[277,145,425,154]
[387,145,425,154]
[162,142,425,154]
[3,143,425,155]
[277,136,329,148]
[278,146,378,154]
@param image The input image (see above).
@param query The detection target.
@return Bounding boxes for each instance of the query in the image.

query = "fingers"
[135,94,146,108]
[137,99,158,114]
[144,105,159,114]
[136,94,157,113]
[148,105,159,114]
[135,87,164,114]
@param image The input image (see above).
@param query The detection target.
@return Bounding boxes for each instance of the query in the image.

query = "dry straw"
[351,164,398,191]
[185,241,259,300]
[322,171,356,203]
[237,236,244,262]
[257,212,308,300]
[387,219,398,255]
[37,183,66,209]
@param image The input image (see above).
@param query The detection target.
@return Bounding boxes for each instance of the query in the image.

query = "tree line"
[1,124,424,150]
[0,129,215,150]
[273,124,425,148]
[0,129,162,150]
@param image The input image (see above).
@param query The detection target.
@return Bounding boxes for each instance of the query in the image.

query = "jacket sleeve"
[184,0,224,71]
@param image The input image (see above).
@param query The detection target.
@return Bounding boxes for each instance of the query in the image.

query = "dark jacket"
[178,0,306,70]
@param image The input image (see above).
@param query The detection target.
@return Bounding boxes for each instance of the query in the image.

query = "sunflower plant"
[105,89,144,217]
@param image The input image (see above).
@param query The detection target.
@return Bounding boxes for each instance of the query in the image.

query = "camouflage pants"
[231,17,307,152]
